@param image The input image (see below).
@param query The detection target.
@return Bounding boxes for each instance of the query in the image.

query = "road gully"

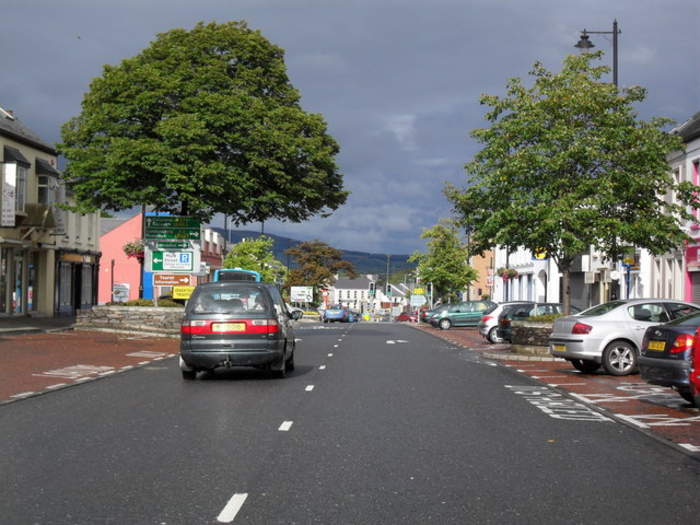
[414,323,700,456]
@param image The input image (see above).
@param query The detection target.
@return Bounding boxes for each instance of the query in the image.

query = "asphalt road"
[2,322,700,524]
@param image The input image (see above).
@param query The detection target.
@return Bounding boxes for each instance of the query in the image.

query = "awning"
[3,145,30,168]
[36,158,60,177]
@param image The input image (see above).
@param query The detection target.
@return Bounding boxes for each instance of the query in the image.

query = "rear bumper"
[639,356,690,388]
[181,338,284,370]
[548,338,602,362]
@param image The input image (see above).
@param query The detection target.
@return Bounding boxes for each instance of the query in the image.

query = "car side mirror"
[290,310,303,320]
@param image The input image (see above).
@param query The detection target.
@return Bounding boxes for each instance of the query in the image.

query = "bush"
[158,299,183,307]
[526,313,563,323]
[124,299,154,307]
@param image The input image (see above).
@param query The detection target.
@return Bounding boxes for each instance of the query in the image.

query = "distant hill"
[212,229,415,275]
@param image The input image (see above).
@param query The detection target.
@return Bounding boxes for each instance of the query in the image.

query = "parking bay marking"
[217,493,248,523]
[505,385,613,422]
[278,421,293,431]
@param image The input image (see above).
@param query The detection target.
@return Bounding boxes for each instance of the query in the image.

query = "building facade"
[1,106,100,316]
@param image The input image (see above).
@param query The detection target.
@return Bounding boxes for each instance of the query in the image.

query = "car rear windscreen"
[217,271,258,282]
[189,286,272,314]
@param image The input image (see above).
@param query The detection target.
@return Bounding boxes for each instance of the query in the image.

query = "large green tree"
[409,219,476,302]
[59,21,348,222]
[447,52,695,313]
[223,235,286,283]
[284,240,356,303]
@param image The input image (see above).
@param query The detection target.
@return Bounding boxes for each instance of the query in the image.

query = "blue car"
[323,305,350,323]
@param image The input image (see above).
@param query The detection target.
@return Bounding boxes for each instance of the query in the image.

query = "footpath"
[413,322,700,457]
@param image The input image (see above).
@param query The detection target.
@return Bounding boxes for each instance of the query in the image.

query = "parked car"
[323,305,350,323]
[396,311,418,322]
[420,307,440,323]
[430,300,496,330]
[347,311,361,323]
[549,299,700,376]
[179,281,302,379]
[639,311,700,404]
[478,301,534,343]
[497,303,580,343]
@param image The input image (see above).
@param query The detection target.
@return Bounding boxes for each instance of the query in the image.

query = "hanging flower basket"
[496,267,519,280]
[123,240,145,260]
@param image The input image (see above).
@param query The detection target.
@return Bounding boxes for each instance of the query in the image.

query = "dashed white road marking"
[46,383,67,390]
[305,385,315,392]
[278,421,293,431]
[120,365,134,371]
[548,383,587,387]
[328,353,334,357]
[333,344,339,348]
[386,340,396,345]
[217,493,248,523]
[338,338,343,341]
[319,365,326,370]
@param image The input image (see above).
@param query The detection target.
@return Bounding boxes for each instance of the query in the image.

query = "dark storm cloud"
[3,0,698,253]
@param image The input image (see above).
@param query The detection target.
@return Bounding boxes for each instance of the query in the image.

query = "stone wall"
[75,306,185,337]
[511,320,553,356]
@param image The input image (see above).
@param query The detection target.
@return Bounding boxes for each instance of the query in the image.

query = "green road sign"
[153,240,191,249]
[144,216,201,240]
[150,251,194,272]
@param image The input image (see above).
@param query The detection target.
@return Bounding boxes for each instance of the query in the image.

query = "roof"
[672,111,700,143]
[100,218,131,236]
[333,277,372,290]
[36,158,61,177]
[0,106,56,155]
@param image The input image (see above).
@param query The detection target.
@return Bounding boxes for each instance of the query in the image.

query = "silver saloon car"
[549,299,700,376]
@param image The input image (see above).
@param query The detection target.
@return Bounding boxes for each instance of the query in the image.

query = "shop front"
[55,252,99,315]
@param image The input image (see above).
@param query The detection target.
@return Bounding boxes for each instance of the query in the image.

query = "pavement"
[0,315,76,336]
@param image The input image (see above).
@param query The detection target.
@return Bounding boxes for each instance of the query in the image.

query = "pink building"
[98,214,144,303]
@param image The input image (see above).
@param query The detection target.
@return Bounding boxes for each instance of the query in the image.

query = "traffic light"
[385,283,392,296]
[369,282,375,296]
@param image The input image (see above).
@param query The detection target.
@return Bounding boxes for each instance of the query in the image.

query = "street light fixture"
[574,19,621,87]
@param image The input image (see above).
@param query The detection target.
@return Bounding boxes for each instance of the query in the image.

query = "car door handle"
[633,325,647,331]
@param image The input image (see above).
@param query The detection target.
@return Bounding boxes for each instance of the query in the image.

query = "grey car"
[478,301,534,343]
[549,298,700,376]
[179,282,302,379]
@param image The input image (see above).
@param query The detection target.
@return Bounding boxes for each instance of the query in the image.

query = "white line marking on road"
[217,492,248,523]
[98,371,116,376]
[319,365,326,370]
[10,392,35,398]
[488,363,498,366]
[333,344,339,348]
[278,421,293,431]
[138,361,149,365]
[387,340,396,344]
[305,385,314,392]
[532,375,569,379]
[46,383,67,390]
[548,383,586,387]
[75,377,92,382]
[126,351,167,358]
[516,369,525,372]
[338,338,343,341]
[328,353,334,357]
[679,443,700,452]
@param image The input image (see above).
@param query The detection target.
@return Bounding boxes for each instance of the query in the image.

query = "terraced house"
[0,106,99,317]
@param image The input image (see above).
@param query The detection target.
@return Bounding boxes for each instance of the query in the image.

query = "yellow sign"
[413,288,425,295]
[173,286,195,300]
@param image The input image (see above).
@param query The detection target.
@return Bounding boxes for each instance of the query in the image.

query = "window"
[38,175,52,205]
[15,165,27,212]
[627,303,669,323]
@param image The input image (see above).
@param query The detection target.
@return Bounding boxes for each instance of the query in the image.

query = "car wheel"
[570,359,600,373]
[602,340,637,376]
[487,327,502,344]
[439,319,451,330]
[271,350,287,379]
[285,346,295,372]
[179,357,196,379]
[677,388,694,404]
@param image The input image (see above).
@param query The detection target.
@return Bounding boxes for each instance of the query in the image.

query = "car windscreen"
[664,311,700,327]
[578,300,627,317]
[188,286,272,314]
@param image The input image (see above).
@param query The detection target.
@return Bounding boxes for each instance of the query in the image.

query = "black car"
[497,303,580,343]
[639,312,700,404]
[179,281,302,379]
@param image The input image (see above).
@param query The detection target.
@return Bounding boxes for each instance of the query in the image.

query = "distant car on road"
[549,299,700,375]
[639,311,700,404]
[179,281,302,379]
[430,300,496,330]
[395,311,418,322]
[323,305,350,323]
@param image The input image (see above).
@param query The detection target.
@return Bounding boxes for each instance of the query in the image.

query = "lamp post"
[574,19,620,87]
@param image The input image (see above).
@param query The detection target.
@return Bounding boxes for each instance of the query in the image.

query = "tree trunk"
[560,261,572,315]
[180,200,188,216]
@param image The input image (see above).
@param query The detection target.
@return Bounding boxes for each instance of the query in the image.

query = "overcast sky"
[3,0,698,254]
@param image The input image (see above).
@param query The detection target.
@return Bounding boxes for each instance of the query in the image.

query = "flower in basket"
[496,267,519,280]
[123,239,145,259]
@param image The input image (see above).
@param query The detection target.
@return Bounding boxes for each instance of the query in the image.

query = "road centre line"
[217,493,248,523]
[278,421,293,431]
[305,385,314,391]
[319,365,326,370]
[328,353,334,357]
[333,344,338,348]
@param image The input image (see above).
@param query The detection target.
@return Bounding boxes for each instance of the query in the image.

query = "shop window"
[38,175,53,205]
[15,165,27,213]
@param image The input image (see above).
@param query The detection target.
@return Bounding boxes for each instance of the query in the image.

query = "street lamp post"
[574,19,620,87]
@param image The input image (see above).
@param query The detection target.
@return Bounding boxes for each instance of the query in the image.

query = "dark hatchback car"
[179,282,302,379]
[639,311,700,404]
[497,303,580,343]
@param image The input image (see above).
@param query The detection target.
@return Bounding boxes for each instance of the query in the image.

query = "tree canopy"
[59,21,348,223]
[284,240,356,302]
[408,219,476,302]
[446,52,694,311]
[223,235,286,283]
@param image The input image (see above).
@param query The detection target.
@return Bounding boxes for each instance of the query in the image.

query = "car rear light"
[691,328,700,390]
[482,315,493,323]
[672,333,694,354]
[500,318,511,327]
[181,319,279,335]
[572,322,592,335]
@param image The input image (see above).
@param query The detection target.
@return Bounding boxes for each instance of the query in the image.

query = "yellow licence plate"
[212,322,246,332]
[552,344,566,352]
[647,340,666,351]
